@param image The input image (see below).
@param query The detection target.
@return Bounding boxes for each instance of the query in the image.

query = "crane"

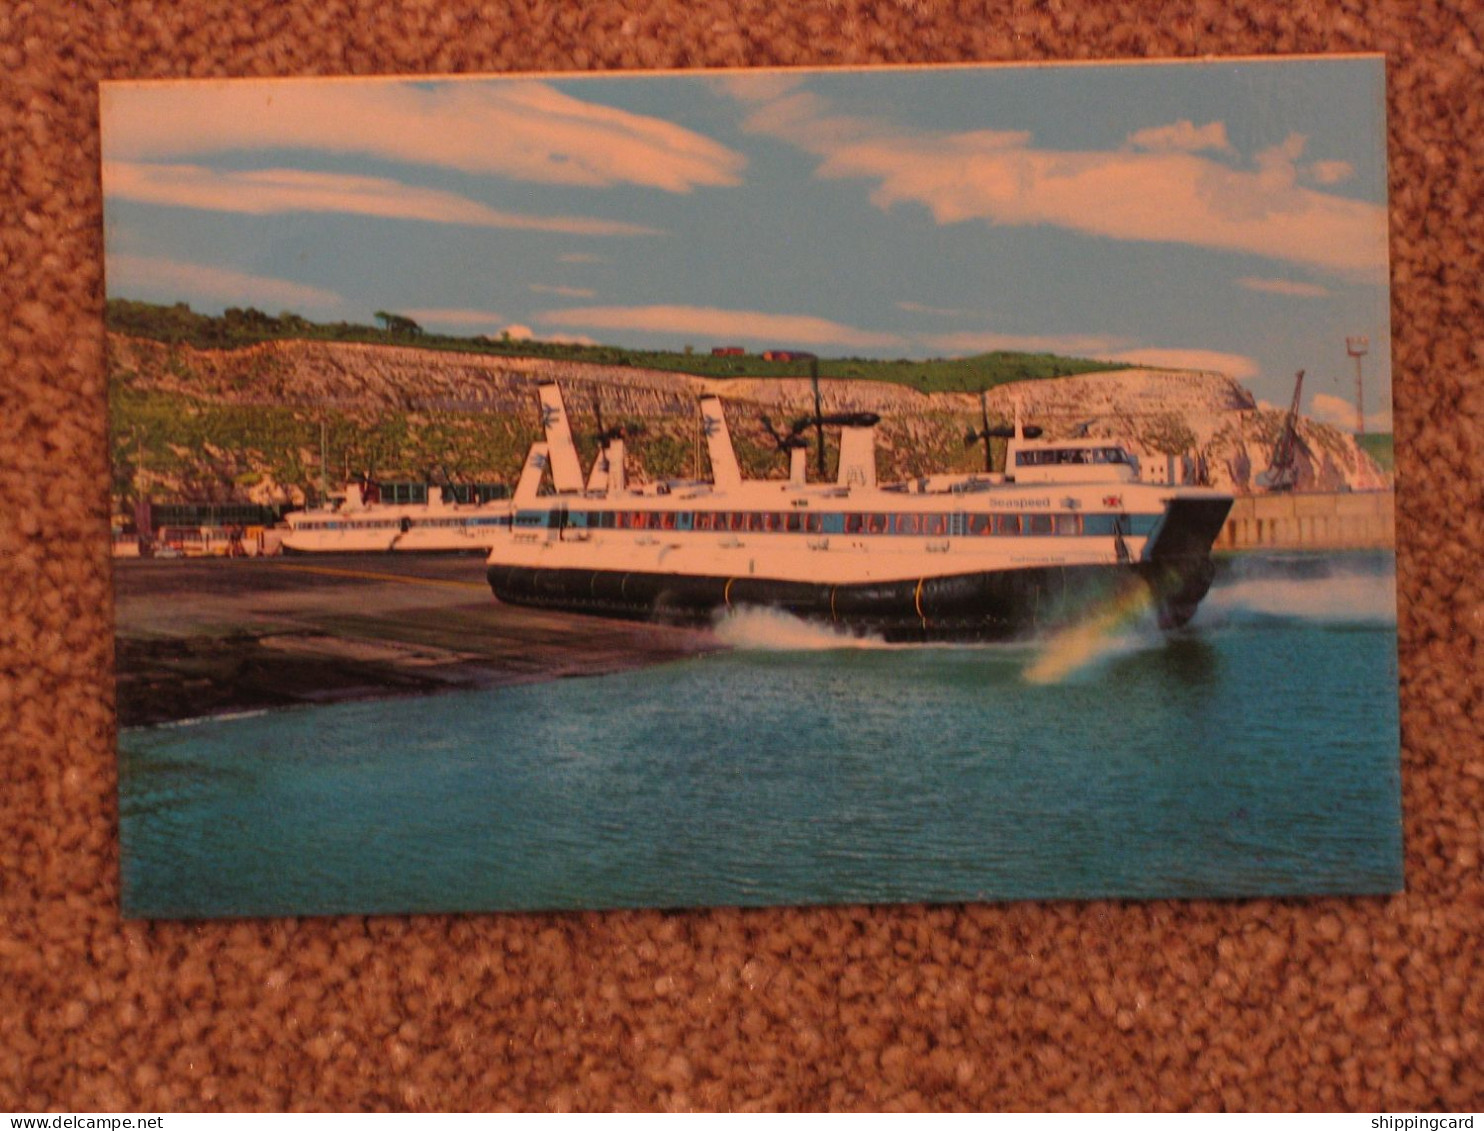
[1255,369,1305,492]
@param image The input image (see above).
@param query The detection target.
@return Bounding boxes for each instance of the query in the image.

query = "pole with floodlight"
[1346,336,1370,436]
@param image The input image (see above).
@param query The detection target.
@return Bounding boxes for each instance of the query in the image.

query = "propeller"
[812,360,826,477]
[782,360,881,477]
[593,401,644,449]
[787,410,883,433]
[755,364,883,480]
[963,389,1004,473]
[761,414,810,453]
[964,390,1042,472]
[962,424,1025,442]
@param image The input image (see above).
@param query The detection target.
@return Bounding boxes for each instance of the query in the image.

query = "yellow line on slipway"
[275,563,489,591]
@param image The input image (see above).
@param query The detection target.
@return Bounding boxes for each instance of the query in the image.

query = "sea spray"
[1198,559,1398,627]
[711,606,895,651]
[711,605,1039,656]
[703,556,1396,677]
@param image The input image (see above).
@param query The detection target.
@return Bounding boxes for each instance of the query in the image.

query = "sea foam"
[711,606,895,651]
[1198,571,1398,626]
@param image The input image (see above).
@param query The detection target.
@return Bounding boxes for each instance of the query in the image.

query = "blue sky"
[101,58,1392,427]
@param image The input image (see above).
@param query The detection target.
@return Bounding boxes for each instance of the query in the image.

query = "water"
[119,554,1403,918]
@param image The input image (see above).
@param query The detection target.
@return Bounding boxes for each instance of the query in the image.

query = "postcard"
[102,58,1400,919]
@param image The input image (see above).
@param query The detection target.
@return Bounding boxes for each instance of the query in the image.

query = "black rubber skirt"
[487,557,1214,642]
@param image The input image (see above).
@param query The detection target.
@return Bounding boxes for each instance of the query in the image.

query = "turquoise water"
[119,555,1403,918]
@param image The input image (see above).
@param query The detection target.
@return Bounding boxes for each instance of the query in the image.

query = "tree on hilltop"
[374,311,423,339]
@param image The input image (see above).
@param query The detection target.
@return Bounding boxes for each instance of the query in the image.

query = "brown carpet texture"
[3,0,1481,1113]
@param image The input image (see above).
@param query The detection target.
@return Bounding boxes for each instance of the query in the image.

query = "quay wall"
[1218,491,1395,552]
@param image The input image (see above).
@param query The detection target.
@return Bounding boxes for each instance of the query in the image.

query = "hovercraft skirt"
[486,561,1202,642]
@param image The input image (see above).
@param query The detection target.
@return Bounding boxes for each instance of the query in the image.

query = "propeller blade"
[817,411,881,429]
[811,361,826,478]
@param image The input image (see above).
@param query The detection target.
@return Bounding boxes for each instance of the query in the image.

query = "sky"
[100,57,1393,428]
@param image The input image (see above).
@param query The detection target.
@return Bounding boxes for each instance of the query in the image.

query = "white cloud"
[819,133,1385,282]
[1098,347,1262,379]
[925,330,1128,356]
[1236,276,1331,298]
[103,161,659,236]
[710,73,808,105]
[741,87,1028,156]
[401,308,506,331]
[102,78,745,193]
[1127,119,1232,153]
[1305,160,1355,186]
[529,283,597,298]
[539,304,907,349]
[1310,392,1393,432]
[106,254,343,310]
[732,88,1386,283]
[898,300,974,318]
[399,315,595,345]
[922,329,1261,378]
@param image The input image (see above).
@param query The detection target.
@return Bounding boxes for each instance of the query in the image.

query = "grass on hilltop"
[105,299,1129,395]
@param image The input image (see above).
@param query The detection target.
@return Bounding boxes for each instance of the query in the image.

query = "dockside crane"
[1255,369,1306,492]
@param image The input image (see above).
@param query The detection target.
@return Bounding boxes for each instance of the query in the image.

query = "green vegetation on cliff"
[105,299,1126,394]
[109,377,540,507]
[1356,433,1394,473]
